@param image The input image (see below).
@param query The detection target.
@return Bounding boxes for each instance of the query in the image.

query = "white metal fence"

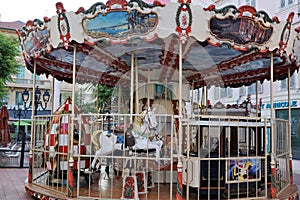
[27,114,291,199]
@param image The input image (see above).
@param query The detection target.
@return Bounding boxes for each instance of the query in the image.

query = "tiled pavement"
[293,160,300,192]
[0,161,300,200]
[0,168,32,200]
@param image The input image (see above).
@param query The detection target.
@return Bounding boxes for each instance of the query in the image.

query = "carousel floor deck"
[25,170,178,199]
[24,170,299,200]
[25,182,178,199]
[22,165,300,200]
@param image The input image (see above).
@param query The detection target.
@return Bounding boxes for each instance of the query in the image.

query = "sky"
[0,0,102,22]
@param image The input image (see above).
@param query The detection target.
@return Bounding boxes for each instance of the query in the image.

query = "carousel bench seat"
[132,148,157,154]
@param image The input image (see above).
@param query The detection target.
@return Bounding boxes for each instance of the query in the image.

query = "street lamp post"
[23,86,51,115]
[15,86,50,168]
[13,102,27,168]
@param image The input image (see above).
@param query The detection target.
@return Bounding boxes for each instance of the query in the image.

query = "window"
[227,88,233,97]
[276,109,300,159]
[281,73,296,90]
[281,0,294,8]
[281,0,286,8]
[15,91,24,105]
[220,87,232,98]
[16,66,25,84]
[246,0,256,7]
[248,82,263,95]
[0,96,8,105]
[239,86,246,96]
[31,74,40,85]
[213,87,220,99]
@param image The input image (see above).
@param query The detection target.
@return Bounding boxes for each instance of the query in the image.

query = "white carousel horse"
[90,107,163,171]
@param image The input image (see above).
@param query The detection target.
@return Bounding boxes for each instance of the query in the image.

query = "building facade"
[0,20,74,140]
[200,0,300,159]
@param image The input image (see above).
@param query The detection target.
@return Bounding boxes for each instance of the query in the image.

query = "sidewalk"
[292,160,300,191]
[0,168,32,200]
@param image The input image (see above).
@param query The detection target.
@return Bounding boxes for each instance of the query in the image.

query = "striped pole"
[68,164,74,197]
[67,44,77,197]
[288,68,294,184]
[270,52,277,198]
[28,154,33,183]
[176,37,183,200]
[28,59,37,183]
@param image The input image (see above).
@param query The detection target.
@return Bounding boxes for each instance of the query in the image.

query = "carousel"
[18,0,300,199]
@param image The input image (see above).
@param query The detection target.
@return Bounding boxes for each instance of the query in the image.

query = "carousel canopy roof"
[17,0,300,89]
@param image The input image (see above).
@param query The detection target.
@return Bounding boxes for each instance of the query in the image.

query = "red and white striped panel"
[44,97,90,170]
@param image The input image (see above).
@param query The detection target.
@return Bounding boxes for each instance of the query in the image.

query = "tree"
[96,84,115,113]
[0,33,19,105]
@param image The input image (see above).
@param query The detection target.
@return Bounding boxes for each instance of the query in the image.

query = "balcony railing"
[7,78,51,89]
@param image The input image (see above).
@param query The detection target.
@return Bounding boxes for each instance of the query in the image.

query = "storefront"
[262,100,300,159]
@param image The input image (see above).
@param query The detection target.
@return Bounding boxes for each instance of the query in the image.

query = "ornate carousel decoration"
[176,0,192,43]
[16,1,300,200]
[56,2,71,49]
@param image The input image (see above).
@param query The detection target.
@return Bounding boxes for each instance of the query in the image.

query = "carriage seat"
[134,148,156,153]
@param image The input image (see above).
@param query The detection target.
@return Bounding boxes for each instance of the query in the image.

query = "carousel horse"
[90,107,163,173]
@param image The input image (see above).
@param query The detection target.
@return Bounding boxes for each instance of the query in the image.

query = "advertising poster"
[227,158,261,183]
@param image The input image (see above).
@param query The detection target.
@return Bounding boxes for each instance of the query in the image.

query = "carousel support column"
[135,57,139,114]
[118,86,121,131]
[270,52,277,198]
[197,88,200,114]
[176,41,183,200]
[147,69,151,109]
[203,86,207,114]
[145,74,154,188]
[164,79,168,116]
[191,82,194,116]
[146,70,154,188]
[288,68,294,184]
[199,87,204,115]
[256,81,259,117]
[28,59,38,183]
[130,45,135,124]
[67,45,77,198]
[121,44,139,200]
[52,77,61,112]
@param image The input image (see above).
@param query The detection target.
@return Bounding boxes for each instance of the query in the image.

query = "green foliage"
[0,33,19,101]
[0,33,19,83]
[80,101,96,113]
[60,89,97,113]
[60,91,73,104]
[60,84,116,114]
[0,87,8,106]
[96,84,115,113]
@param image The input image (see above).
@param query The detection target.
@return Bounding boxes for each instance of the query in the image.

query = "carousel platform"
[0,167,298,199]
[24,170,177,200]
[23,179,299,200]
[276,184,299,200]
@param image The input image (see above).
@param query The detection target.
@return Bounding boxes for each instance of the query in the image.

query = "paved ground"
[0,160,300,200]
[292,160,300,191]
[0,168,32,200]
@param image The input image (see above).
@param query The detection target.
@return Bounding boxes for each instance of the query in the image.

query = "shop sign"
[261,100,297,109]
